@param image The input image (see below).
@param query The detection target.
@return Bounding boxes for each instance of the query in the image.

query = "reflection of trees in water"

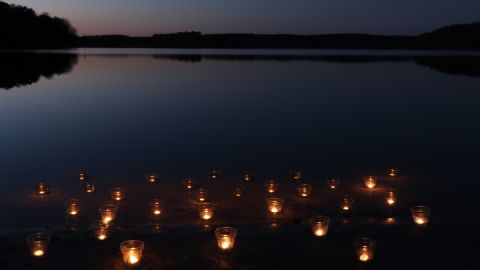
[0,53,78,90]
[415,56,480,77]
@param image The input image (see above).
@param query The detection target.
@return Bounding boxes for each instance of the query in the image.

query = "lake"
[0,49,478,268]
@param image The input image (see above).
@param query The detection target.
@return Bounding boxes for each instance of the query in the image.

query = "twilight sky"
[7,0,480,36]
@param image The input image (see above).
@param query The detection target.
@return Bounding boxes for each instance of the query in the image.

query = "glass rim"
[215,226,237,237]
[120,239,145,250]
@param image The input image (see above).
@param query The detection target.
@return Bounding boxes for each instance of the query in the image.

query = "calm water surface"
[0,49,479,229]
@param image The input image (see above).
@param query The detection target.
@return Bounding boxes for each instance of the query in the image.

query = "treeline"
[0,1,77,48]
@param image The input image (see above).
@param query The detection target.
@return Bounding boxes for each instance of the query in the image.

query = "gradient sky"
[7,0,480,36]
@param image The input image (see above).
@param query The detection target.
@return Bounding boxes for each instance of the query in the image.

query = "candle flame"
[97,234,106,240]
[314,228,325,237]
[359,253,369,262]
[128,254,139,265]
[33,249,44,257]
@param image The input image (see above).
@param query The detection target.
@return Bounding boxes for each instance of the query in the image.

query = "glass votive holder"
[327,178,340,190]
[297,183,313,198]
[233,187,243,198]
[385,190,397,206]
[111,187,126,201]
[99,204,118,224]
[355,238,377,262]
[183,178,195,191]
[340,196,353,212]
[410,205,431,225]
[292,171,303,181]
[215,227,237,251]
[145,172,159,184]
[310,215,331,237]
[196,188,208,202]
[26,232,51,258]
[199,203,214,221]
[265,180,279,195]
[92,220,111,240]
[120,240,144,266]
[83,182,95,193]
[149,199,164,218]
[267,198,284,214]
[363,176,377,189]
[78,171,88,181]
[387,167,399,177]
[243,172,252,182]
[210,170,221,180]
[34,182,49,196]
[65,199,81,216]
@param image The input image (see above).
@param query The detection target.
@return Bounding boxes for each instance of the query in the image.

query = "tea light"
[297,183,312,198]
[215,227,237,251]
[243,172,252,182]
[34,182,49,196]
[310,215,330,237]
[292,171,303,181]
[183,178,195,190]
[355,238,376,262]
[410,205,431,225]
[146,173,159,183]
[26,232,51,258]
[233,187,243,198]
[267,198,284,214]
[149,199,163,217]
[210,170,221,180]
[199,203,214,220]
[120,240,144,266]
[99,204,118,224]
[92,220,111,240]
[363,176,377,189]
[78,171,88,181]
[196,188,208,202]
[84,182,95,193]
[265,180,279,194]
[341,197,353,211]
[111,187,125,201]
[327,178,340,190]
[387,167,399,177]
[385,190,397,206]
[65,199,81,216]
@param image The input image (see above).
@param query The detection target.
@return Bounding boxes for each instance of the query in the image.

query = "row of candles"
[28,167,430,265]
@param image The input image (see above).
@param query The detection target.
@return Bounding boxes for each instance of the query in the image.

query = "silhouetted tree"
[0,1,77,48]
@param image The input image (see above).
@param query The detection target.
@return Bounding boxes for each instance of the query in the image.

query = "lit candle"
[26,232,51,258]
[99,204,118,224]
[385,190,397,206]
[199,203,214,220]
[65,199,81,216]
[363,176,377,189]
[34,182,49,196]
[92,220,111,240]
[146,173,159,184]
[83,182,95,193]
[310,215,330,237]
[355,238,376,262]
[183,178,195,190]
[340,196,353,212]
[215,227,237,251]
[111,187,125,201]
[243,172,252,182]
[233,187,243,198]
[196,188,208,202]
[267,198,284,214]
[265,180,279,195]
[210,170,221,180]
[120,240,144,266]
[292,171,302,181]
[410,205,431,225]
[78,171,88,181]
[297,183,312,198]
[327,178,340,190]
[149,199,163,218]
[387,167,399,177]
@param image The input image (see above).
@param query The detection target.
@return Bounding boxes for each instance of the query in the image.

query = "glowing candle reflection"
[297,183,312,198]
[65,199,81,216]
[215,227,237,251]
[410,205,431,225]
[310,215,330,237]
[363,176,377,189]
[355,238,376,262]
[111,187,125,201]
[120,240,144,266]
[92,220,111,240]
[26,232,51,258]
[267,198,284,214]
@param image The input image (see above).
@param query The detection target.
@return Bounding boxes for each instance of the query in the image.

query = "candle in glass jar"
[292,171,302,181]
[210,170,220,180]
[26,232,51,258]
[196,188,208,202]
[297,183,312,198]
[410,205,431,225]
[84,182,95,193]
[243,172,252,182]
[92,220,110,240]
[310,215,330,237]
[199,203,214,220]
[146,173,159,184]
[215,227,237,251]
[78,171,88,181]
[363,176,377,189]
[65,199,81,216]
[265,180,279,194]
[34,182,49,196]
[111,187,125,201]
[355,238,376,262]
[385,190,397,206]
[387,167,399,177]
[183,178,195,190]
[341,196,353,211]
[327,178,340,190]
[149,199,163,217]
[120,240,144,266]
[233,187,243,198]
[267,198,284,214]
[99,204,118,224]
